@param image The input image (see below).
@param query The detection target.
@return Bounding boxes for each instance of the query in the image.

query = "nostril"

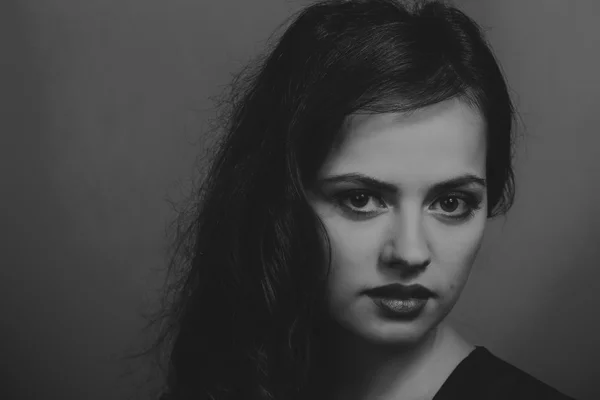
[381,235,432,269]
[380,251,431,274]
[393,258,431,271]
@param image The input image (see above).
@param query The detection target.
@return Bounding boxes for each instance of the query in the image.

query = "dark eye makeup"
[331,188,484,222]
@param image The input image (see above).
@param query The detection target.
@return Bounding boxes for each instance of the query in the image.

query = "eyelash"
[333,189,483,221]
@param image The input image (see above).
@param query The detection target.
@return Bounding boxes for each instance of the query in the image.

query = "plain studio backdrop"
[0,0,598,399]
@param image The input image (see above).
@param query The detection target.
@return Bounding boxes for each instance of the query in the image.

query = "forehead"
[319,99,487,187]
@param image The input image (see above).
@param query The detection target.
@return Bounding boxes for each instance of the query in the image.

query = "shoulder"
[435,347,576,400]
[475,347,574,399]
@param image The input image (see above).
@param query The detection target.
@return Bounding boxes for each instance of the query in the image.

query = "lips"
[365,283,434,318]
[363,283,434,300]
[373,297,428,316]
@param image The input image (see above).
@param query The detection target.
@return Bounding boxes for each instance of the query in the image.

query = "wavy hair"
[140,1,517,399]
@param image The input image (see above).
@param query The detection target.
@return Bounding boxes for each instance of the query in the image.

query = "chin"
[365,316,439,346]
[333,302,445,347]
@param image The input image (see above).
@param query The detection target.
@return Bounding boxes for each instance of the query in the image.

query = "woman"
[145,0,576,399]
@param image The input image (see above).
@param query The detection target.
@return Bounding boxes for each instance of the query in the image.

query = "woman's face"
[308,98,487,345]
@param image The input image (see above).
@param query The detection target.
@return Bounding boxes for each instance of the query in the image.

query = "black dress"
[433,346,575,400]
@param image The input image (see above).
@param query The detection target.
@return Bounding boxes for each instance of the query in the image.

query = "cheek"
[324,220,382,292]
[431,215,486,291]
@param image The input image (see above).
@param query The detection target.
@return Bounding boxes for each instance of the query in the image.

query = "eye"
[334,190,387,216]
[431,193,482,221]
[439,197,461,212]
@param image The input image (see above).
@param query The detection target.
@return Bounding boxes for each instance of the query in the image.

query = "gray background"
[0,0,598,399]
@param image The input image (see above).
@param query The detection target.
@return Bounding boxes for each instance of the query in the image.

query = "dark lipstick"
[364,283,434,319]
[364,283,435,299]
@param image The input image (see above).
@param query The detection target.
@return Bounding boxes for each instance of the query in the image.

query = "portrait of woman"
[140,0,577,399]
[4,0,600,398]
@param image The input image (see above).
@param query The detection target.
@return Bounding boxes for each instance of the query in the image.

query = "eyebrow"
[319,173,487,194]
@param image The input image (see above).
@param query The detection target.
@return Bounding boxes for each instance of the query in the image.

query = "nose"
[381,208,431,271]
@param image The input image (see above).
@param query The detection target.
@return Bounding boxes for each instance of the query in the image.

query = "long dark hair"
[141,1,517,399]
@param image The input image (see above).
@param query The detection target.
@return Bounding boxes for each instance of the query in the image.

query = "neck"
[314,322,472,400]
